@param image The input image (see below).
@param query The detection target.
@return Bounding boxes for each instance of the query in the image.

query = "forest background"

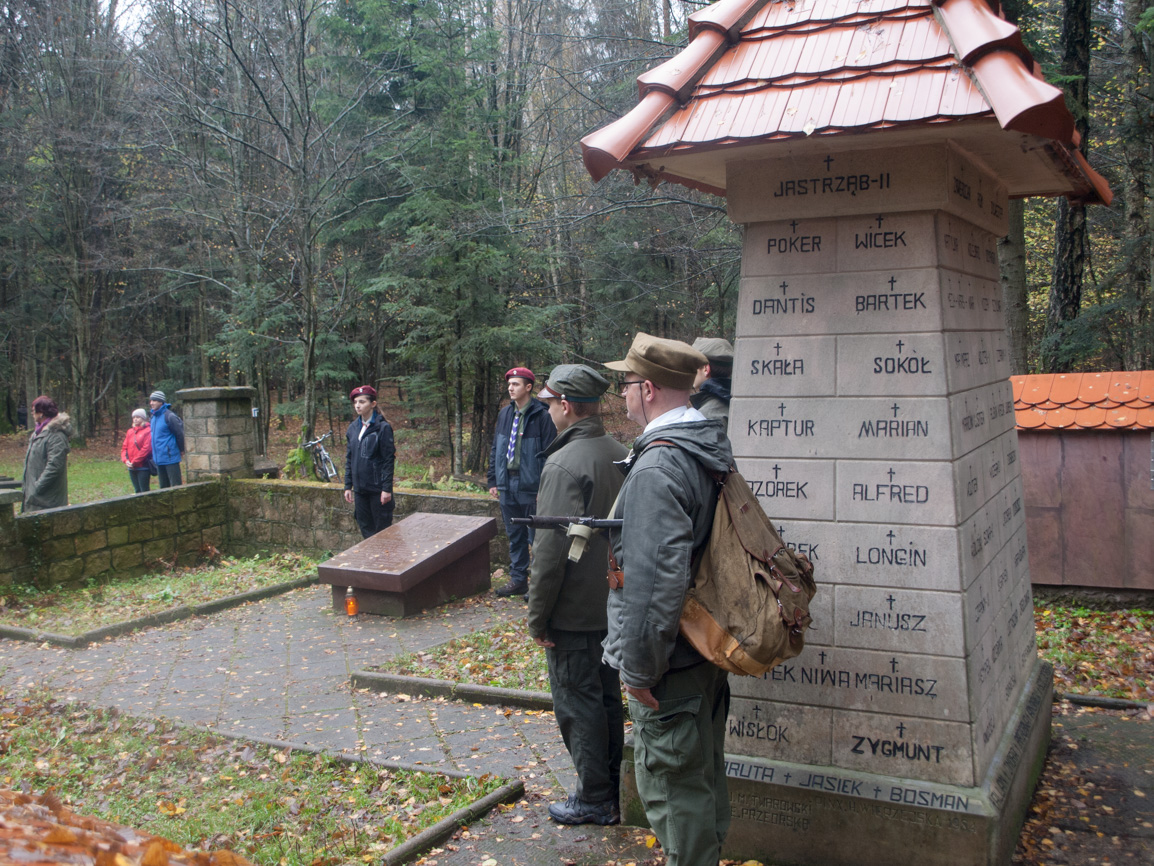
[0,0,1148,476]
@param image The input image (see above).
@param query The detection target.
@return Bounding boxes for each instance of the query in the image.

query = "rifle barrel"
[510,516,622,529]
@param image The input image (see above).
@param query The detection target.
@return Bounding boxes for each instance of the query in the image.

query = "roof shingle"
[1012,372,1154,431]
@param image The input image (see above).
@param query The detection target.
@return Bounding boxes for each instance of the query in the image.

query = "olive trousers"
[628,661,730,866]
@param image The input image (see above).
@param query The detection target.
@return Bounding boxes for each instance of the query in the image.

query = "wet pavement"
[0,584,657,865]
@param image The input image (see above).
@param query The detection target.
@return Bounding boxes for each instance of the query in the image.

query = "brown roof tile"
[1012,372,1154,431]
[581,0,1110,204]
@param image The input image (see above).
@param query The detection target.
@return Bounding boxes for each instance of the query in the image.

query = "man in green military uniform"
[528,364,628,825]
[603,333,734,866]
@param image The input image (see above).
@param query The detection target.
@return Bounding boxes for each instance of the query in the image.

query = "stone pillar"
[0,490,26,585]
[719,142,1048,865]
[176,387,257,481]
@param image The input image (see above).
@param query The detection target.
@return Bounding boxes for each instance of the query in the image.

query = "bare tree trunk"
[1042,0,1091,373]
[999,198,1030,374]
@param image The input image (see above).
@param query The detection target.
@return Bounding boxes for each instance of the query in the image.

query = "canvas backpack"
[646,442,818,677]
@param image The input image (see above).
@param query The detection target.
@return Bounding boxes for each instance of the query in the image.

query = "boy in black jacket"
[344,385,395,538]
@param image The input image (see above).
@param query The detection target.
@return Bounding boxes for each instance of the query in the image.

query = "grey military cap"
[539,364,611,402]
[691,337,734,363]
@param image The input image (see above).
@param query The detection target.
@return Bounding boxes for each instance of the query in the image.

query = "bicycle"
[304,432,340,482]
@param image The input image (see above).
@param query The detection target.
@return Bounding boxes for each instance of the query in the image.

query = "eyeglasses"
[619,380,645,395]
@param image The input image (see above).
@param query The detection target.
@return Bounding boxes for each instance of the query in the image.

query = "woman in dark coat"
[22,395,72,513]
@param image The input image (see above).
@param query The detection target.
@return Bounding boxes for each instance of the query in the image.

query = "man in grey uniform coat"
[603,333,734,866]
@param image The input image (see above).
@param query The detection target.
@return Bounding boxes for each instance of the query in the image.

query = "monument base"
[620,661,1052,866]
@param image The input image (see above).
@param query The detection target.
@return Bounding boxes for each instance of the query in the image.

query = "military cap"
[604,332,707,391]
[691,337,734,363]
[538,364,611,402]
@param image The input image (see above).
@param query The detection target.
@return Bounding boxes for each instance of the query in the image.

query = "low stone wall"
[0,483,227,588]
[224,479,508,563]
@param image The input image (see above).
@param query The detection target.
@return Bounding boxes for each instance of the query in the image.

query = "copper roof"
[581,0,1110,204]
[1012,372,1154,431]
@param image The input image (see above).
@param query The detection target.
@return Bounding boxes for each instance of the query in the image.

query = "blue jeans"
[129,468,151,493]
[499,472,536,585]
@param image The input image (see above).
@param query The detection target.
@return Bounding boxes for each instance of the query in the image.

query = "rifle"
[510,515,622,529]
[509,515,622,562]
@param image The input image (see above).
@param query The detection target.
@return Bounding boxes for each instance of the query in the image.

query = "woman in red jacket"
[121,408,153,493]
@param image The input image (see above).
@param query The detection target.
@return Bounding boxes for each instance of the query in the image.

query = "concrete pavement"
[0,584,658,865]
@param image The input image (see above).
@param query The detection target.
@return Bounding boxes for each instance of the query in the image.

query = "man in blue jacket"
[487,367,556,597]
[344,385,395,538]
[149,390,185,488]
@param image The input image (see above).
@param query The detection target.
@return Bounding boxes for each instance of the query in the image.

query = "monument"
[581,0,1110,863]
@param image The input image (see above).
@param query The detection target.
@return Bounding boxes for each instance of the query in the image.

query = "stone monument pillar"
[579,0,1112,860]
[175,387,257,480]
[719,143,1043,864]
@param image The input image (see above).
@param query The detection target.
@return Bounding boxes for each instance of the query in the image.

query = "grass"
[379,621,551,691]
[1034,601,1154,701]
[0,452,130,506]
[0,692,504,865]
[0,553,318,636]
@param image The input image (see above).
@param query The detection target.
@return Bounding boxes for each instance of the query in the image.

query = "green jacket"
[604,418,732,689]
[22,413,72,512]
[527,415,628,638]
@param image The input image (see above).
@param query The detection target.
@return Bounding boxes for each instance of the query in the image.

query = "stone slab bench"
[316,512,497,617]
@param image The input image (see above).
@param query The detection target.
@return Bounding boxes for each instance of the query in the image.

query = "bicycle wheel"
[312,450,329,482]
[322,453,338,481]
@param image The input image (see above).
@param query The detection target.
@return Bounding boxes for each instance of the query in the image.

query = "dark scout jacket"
[345,410,395,495]
[486,397,556,501]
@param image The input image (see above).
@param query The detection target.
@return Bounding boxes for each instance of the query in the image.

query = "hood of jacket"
[37,412,73,439]
[631,417,732,475]
[691,377,730,406]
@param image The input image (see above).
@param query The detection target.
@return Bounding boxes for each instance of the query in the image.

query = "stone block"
[732,335,836,397]
[153,516,178,537]
[142,538,175,562]
[215,451,247,473]
[936,212,1001,280]
[202,524,224,549]
[742,217,839,275]
[184,419,209,437]
[836,211,940,274]
[731,646,968,721]
[48,557,84,586]
[111,544,144,570]
[727,698,832,765]
[106,524,129,547]
[269,523,293,546]
[831,708,975,786]
[187,454,211,473]
[128,521,156,542]
[42,536,77,559]
[178,511,204,533]
[203,416,251,436]
[834,585,964,656]
[948,380,1015,459]
[730,397,952,461]
[49,510,85,536]
[836,333,947,395]
[80,550,110,579]
[318,513,498,617]
[944,331,1012,393]
[74,530,108,555]
[775,519,963,592]
[176,533,202,555]
[835,459,958,526]
[741,458,834,521]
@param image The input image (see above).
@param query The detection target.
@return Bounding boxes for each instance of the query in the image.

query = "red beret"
[505,367,535,384]
[349,385,377,400]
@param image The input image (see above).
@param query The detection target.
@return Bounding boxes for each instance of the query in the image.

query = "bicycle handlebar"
[303,431,333,448]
